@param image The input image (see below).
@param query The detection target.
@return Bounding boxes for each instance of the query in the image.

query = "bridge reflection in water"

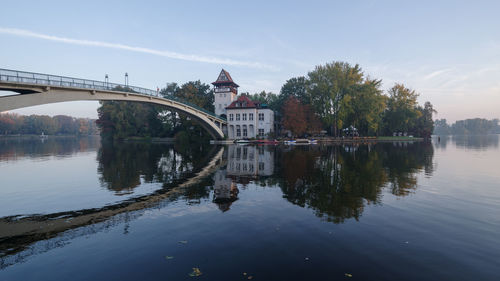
[0,140,436,269]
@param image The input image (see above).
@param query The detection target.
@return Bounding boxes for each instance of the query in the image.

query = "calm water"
[0,135,499,281]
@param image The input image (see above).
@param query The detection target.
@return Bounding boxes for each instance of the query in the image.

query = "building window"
[259,146,264,155]
[243,128,247,137]
[259,162,265,171]
[236,128,241,137]
[224,93,226,97]
[236,114,240,121]
[258,129,265,136]
[249,113,253,121]
[224,104,227,107]
[259,113,264,121]
[242,113,247,121]
[229,114,233,121]
[220,94,222,98]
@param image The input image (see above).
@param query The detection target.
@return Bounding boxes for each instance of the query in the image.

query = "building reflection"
[212,145,275,211]
[212,170,239,212]
[227,145,274,178]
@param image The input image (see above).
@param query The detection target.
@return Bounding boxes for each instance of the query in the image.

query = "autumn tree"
[282,96,308,137]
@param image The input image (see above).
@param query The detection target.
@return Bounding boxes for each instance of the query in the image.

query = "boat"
[234,139,251,144]
[295,139,310,144]
[285,139,317,145]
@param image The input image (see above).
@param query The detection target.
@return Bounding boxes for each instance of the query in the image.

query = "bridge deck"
[0,68,226,123]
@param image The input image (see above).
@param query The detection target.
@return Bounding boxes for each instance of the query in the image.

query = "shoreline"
[211,136,424,144]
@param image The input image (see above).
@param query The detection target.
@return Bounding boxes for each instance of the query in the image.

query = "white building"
[212,69,275,140]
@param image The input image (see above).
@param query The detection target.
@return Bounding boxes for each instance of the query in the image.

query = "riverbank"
[123,136,175,143]
[211,136,423,144]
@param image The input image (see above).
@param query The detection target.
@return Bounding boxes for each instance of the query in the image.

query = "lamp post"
[105,74,109,89]
[125,72,129,87]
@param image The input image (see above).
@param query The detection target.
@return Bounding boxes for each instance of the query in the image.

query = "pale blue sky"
[1,0,499,122]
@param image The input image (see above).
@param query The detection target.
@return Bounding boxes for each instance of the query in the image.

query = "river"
[0,135,499,280]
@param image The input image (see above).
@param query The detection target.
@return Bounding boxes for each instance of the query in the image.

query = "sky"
[0,0,499,122]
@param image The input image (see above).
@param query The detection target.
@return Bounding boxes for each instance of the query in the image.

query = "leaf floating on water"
[178,240,188,244]
[165,256,174,260]
[345,273,353,278]
[189,267,202,277]
[305,257,310,261]
[248,276,253,280]
[243,272,247,276]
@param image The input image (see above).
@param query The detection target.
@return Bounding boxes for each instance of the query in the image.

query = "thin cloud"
[423,68,453,81]
[0,27,277,70]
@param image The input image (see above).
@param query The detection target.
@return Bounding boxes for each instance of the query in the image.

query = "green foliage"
[382,84,421,134]
[96,101,165,140]
[274,62,436,137]
[97,80,214,141]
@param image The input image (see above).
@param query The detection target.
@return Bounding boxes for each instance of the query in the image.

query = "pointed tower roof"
[212,69,239,87]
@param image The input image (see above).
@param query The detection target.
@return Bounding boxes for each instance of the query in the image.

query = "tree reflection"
[0,136,99,162]
[97,141,214,195]
[278,142,434,223]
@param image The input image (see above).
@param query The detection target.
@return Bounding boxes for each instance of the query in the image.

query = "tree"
[341,79,386,136]
[307,61,364,135]
[280,76,309,105]
[383,83,421,134]
[282,96,308,137]
[414,101,436,138]
[433,119,450,135]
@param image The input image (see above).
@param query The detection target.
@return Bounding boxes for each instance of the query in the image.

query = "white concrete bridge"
[0,69,227,139]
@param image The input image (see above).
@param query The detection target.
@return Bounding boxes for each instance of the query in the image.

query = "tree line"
[246,61,435,138]
[96,61,436,140]
[0,113,98,136]
[434,118,500,135]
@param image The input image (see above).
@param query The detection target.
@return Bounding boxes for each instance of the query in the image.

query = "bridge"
[0,68,227,139]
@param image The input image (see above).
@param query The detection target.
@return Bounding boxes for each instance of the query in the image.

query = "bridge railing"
[0,68,225,121]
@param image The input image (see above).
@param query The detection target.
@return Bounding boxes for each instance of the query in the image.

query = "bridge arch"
[0,69,226,139]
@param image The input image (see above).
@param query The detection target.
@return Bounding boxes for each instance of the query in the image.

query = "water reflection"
[0,144,224,268]
[434,134,499,150]
[213,143,434,223]
[0,136,99,162]
[0,140,435,270]
[97,141,217,194]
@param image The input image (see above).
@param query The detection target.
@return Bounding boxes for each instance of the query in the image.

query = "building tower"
[212,69,238,117]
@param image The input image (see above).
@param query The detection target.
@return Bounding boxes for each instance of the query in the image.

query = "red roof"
[226,95,257,109]
[212,69,239,87]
